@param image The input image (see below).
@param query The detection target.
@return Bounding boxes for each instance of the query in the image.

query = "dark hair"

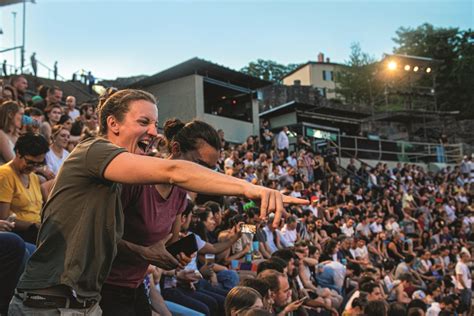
[163,118,221,153]
[182,200,194,218]
[14,133,49,156]
[25,107,43,117]
[365,300,387,316]
[408,299,427,312]
[224,286,262,316]
[59,114,72,125]
[189,206,213,242]
[388,302,407,316]
[256,269,285,292]
[240,279,270,298]
[361,282,380,295]
[257,260,285,274]
[272,249,296,266]
[204,201,222,216]
[97,89,156,135]
[79,103,94,116]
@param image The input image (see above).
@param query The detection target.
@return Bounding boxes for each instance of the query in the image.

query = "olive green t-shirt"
[18,137,127,299]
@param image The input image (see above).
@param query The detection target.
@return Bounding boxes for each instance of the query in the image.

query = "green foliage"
[393,23,474,115]
[240,59,303,82]
[335,43,382,109]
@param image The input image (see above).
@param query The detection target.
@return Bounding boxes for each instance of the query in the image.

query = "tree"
[335,43,381,110]
[240,59,302,82]
[392,23,474,115]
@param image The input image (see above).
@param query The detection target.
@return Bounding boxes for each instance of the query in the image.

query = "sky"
[0,0,472,81]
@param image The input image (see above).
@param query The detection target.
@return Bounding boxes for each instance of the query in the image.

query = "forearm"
[118,239,146,261]
[105,154,251,197]
[204,235,239,254]
[14,219,37,231]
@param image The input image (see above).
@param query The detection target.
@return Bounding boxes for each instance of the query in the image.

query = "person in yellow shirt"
[0,133,50,243]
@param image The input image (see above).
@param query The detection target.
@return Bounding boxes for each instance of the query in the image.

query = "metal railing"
[334,134,463,164]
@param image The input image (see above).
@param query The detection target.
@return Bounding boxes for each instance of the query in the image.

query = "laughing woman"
[10,89,308,316]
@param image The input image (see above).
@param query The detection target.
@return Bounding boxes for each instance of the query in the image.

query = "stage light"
[426,67,432,73]
[404,65,411,71]
[413,66,419,72]
[387,61,397,70]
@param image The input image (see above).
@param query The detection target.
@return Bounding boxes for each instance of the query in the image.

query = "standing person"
[87,71,95,93]
[9,89,307,315]
[277,126,289,157]
[260,120,273,153]
[65,96,80,120]
[53,61,58,80]
[3,60,7,76]
[455,250,472,316]
[30,53,37,77]
[101,118,225,316]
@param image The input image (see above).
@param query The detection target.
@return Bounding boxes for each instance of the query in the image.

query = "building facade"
[130,58,271,144]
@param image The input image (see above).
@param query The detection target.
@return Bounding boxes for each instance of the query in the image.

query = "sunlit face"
[66,96,76,110]
[49,107,62,124]
[54,128,70,149]
[15,77,28,93]
[204,212,217,232]
[273,276,292,307]
[112,100,158,155]
[368,287,383,301]
[53,90,63,103]
[13,107,24,130]
[86,114,99,130]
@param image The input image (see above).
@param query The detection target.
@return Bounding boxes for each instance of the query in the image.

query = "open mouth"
[137,139,150,154]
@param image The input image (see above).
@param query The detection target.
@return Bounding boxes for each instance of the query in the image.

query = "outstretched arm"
[104,153,308,227]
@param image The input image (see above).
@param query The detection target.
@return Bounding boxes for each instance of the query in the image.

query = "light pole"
[12,11,17,71]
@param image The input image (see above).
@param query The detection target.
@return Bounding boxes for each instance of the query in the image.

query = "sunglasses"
[195,159,214,170]
[22,156,46,168]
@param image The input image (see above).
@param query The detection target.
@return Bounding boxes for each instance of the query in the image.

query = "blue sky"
[0,0,472,80]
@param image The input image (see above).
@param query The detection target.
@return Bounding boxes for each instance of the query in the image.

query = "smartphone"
[298,296,310,303]
[166,234,198,257]
[6,213,16,223]
[241,224,256,234]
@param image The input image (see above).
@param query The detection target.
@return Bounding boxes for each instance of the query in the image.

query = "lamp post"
[12,11,17,71]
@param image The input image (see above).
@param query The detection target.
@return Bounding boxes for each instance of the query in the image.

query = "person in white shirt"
[65,96,80,121]
[277,126,289,154]
[45,125,70,175]
[286,151,297,168]
[455,251,472,315]
[341,219,355,237]
[280,216,298,247]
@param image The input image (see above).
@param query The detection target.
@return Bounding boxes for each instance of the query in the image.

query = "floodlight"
[404,65,411,71]
[387,61,397,70]
[413,66,419,72]
[426,67,432,73]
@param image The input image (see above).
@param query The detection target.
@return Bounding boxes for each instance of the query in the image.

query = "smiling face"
[53,128,70,149]
[111,100,158,155]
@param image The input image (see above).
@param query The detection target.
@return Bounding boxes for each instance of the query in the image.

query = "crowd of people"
[0,74,473,316]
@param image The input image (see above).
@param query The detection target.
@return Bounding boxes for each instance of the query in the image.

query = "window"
[204,82,253,122]
[322,70,333,81]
